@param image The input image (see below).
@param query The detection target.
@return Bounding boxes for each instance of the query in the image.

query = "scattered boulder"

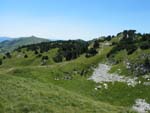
[103,83,108,89]
[132,99,150,113]
[125,55,150,76]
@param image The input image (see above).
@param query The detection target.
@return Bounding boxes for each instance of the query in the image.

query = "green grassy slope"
[0,67,126,113]
[2,32,149,112]
[0,43,133,112]
[0,74,124,113]
[6,51,149,108]
[1,48,58,67]
[0,45,136,112]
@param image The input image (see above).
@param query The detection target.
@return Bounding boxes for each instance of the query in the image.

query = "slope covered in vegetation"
[107,30,150,77]
[1,30,150,112]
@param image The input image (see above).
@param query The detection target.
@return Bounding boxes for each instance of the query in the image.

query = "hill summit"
[0,36,49,53]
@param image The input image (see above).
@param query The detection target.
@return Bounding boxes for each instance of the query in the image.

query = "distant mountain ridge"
[0,37,12,42]
[0,36,49,53]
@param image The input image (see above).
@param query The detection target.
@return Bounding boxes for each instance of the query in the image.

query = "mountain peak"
[0,36,49,53]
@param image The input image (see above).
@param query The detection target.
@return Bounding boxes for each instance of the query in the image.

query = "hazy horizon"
[1,0,150,40]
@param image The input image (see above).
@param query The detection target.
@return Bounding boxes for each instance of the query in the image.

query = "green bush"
[0,59,2,65]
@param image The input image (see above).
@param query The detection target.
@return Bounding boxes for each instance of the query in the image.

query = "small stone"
[103,83,108,89]
[94,88,98,90]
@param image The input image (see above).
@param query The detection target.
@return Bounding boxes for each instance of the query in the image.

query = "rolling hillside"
[1,30,150,112]
[0,36,49,53]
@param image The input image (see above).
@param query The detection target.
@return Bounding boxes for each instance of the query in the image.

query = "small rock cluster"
[125,54,150,76]
[54,75,72,81]
[132,99,150,113]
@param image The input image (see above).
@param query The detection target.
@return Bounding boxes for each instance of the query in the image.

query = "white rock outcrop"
[132,99,150,113]
[88,64,137,86]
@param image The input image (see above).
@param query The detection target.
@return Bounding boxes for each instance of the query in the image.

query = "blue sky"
[0,0,150,40]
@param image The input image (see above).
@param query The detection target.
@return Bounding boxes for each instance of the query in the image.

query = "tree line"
[15,40,89,62]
